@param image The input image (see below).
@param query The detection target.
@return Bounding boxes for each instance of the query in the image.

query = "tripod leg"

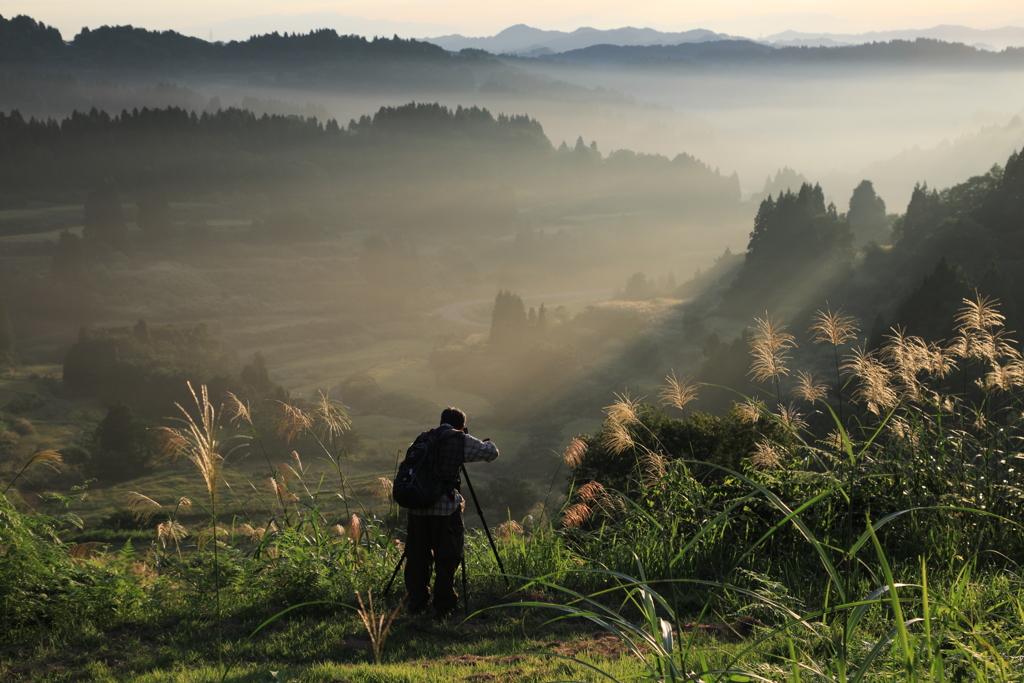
[382,550,406,598]
[461,465,510,588]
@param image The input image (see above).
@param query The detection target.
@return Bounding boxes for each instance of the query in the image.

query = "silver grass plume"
[809,305,859,347]
[659,371,698,410]
[842,347,898,416]
[563,438,588,468]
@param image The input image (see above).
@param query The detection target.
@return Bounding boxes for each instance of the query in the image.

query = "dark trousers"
[404,510,464,615]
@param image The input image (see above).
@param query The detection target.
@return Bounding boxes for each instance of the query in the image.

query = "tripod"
[460,463,509,587]
[382,464,509,613]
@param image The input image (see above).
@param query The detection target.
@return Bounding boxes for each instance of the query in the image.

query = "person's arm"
[464,434,498,463]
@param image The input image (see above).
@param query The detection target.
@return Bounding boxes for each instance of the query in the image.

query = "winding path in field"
[436,288,614,327]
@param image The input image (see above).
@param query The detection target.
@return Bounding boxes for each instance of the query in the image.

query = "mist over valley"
[4,10,1024,678]
[2,11,1024,484]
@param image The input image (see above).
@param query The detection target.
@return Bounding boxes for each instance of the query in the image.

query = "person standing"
[404,406,498,617]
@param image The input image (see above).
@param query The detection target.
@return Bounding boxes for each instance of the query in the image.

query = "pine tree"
[490,290,527,347]
[896,257,973,341]
[728,183,853,312]
[848,180,890,246]
[892,182,942,245]
[240,352,272,396]
[90,401,154,481]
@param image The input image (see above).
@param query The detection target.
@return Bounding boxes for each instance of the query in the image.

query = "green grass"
[0,608,652,682]
[5,217,1024,682]
[6,438,1024,683]
[0,355,536,528]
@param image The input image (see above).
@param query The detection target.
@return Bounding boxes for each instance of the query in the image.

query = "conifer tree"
[90,401,154,481]
[848,180,890,246]
[490,290,527,347]
[896,257,973,341]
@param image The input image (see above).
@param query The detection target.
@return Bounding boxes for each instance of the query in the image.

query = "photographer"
[404,406,498,618]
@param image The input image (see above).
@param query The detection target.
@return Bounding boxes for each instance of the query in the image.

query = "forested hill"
[543,38,1024,69]
[0,103,551,192]
[0,14,455,72]
[0,14,65,62]
[0,102,742,227]
[5,13,1024,75]
[703,145,1024,357]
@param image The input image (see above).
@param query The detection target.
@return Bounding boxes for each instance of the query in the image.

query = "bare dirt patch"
[544,630,630,659]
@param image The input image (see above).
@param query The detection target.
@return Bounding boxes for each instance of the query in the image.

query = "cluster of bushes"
[4,293,1024,679]
[552,298,1024,628]
[62,321,283,417]
[728,148,1024,334]
[4,300,1024,679]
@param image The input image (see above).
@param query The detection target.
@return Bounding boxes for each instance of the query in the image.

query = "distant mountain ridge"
[181,12,461,44]
[428,24,739,56]
[3,13,1023,75]
[764,25,1024,51]
[429,23,1024,55]
[541,38,1024,69]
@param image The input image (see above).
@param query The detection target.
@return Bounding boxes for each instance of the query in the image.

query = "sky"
[4,0,1024,41]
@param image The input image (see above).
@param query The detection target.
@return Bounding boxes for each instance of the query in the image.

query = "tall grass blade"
[867,520,914,675]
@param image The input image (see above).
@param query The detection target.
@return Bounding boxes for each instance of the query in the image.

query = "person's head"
[440,406,466,430]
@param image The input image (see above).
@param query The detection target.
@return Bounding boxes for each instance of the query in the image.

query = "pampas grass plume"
[794,371,827,403]
[561,502,593,529]
[563,438,587,468]
[659,371,698,410]
[810,305,859,346]
[749,315,796,384]
[275,401,313,444]
[127,492,162,521]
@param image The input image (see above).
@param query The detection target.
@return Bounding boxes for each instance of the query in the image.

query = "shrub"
[7,417,35,436]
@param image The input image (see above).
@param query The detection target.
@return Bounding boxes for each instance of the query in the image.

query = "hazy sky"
[5,0,1024,40]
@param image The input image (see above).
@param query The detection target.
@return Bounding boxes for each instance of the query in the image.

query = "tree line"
[688,147,1024,412]
[551,37,1024,70]
[0,102,742,225]
[6,13,1023,73]
[0,14,452,69]
[0,103,552,196]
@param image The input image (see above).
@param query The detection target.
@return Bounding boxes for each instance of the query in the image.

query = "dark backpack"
[392,427,461,509]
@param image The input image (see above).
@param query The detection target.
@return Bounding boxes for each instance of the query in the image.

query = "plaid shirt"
[408,423,499,516]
